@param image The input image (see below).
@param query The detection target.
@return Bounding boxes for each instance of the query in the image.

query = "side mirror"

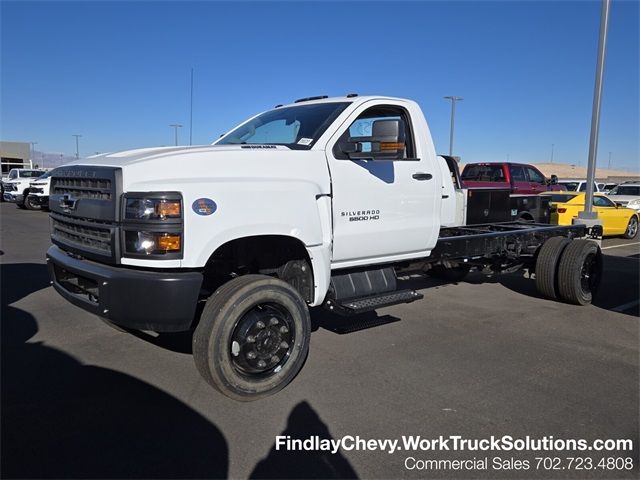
[549,174,558,185]
[342,119,406,161]
[615,202,623,208]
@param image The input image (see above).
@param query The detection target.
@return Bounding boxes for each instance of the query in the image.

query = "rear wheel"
[557,240,602,305]
[535,236,571,299]
[192,274,311,401]
[622,215,638,239]
[25,195,41,210]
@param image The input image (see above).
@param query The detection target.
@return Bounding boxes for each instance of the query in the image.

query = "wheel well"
[202,235,314,302]
[517,212,534,221]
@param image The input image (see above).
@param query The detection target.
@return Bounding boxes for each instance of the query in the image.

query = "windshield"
[610,185,640,196]
[34,171,52,181]
[8,170,17,180]
[461,165,506,182]
[18,170,45,179]
[216,102,350,148]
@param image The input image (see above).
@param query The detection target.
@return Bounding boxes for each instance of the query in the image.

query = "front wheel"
[622,215,638,239]
[192,274,311,401]
[25,195,41,210]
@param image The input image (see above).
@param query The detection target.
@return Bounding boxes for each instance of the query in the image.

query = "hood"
[66,144,294,168]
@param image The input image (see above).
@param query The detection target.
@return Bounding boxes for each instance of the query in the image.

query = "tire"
[535,236,571,300]
[557,240,603,305]
[427,264,471,282]
[192,274,311,401]
[25,195,41,211]
[622,215,638,239]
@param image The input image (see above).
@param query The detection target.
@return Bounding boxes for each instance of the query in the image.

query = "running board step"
[326,289,423,316]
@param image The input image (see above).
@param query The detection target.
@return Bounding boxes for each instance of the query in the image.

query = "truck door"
[509,165,530,194]
[525,166,548,194]
[326,102,440,265]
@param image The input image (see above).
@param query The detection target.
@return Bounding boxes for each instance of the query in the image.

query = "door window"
[334,105,414,160]
[593,196,615,208]
[526,167,545,184]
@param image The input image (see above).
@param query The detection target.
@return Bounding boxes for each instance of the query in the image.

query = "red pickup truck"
[461,162,562,194]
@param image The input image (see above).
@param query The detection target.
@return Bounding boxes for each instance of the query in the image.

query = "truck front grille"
[51,215,113,255]
[51,178,112,200]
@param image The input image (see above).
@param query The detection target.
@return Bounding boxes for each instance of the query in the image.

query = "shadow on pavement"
[251,401,358,479]
[1,263,229,478]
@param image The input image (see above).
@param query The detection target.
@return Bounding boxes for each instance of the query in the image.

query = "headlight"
[121,192,183,258]
[124,231,182,255]
[125,197,182,220]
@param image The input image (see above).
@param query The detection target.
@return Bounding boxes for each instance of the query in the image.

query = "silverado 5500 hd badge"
[341,210,380,222]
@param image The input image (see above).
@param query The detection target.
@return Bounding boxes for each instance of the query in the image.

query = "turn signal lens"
[156,201,181,218]
[157,234,181,251]
[557,208,567,213]
[379,142,405,151]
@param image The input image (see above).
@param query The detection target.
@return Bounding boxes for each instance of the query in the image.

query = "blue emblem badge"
[192,198,217,216]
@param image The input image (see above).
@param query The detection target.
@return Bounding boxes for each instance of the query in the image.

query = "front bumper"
[27,194,49,206]
[3,193,22,203]
[47,245,203,332]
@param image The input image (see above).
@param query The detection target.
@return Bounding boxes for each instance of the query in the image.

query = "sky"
[1,0,638,171]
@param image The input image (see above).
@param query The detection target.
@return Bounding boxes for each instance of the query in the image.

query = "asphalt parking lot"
[1,202,638,479]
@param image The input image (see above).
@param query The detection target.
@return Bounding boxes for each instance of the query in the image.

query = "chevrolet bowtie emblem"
[60,194,78,212]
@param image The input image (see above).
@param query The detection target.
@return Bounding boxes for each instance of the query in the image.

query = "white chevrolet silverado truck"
[3,168,46,207]
[47,95,602,400]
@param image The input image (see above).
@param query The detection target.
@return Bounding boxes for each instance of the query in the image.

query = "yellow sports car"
[543,192,638,238]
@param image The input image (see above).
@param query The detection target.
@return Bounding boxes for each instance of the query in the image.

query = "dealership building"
[1,141,32,175]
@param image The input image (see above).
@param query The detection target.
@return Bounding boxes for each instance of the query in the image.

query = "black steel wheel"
[193,274,310,401]
[24,195,41,211]
[557,240,602,305]
[622,215,638,239]
[534,236,571,300]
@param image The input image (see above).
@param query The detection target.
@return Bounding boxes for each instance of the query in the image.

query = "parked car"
[2,168,47,208]
[543,192,638,239]
[601,182,618,194]
[606,183,640,212]
[461,162,561,194]
[556,179,601,193]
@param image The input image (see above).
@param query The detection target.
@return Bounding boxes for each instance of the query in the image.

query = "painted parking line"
[601,242,640,250]
[612,299,640,313]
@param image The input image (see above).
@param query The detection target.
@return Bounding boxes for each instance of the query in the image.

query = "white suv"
[608,183,640,211]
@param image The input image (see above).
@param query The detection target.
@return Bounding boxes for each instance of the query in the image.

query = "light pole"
[550,143,555,163]
[189,68,194,146]
[72,134,82,159]
[169,124,183,146]
[444,96,463,156]
[579,0,611,220]
[608,151,612,169]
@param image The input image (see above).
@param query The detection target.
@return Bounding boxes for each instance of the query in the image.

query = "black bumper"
[47,245,203,332]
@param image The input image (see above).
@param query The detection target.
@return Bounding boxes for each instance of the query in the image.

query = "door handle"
[412,173,433,181]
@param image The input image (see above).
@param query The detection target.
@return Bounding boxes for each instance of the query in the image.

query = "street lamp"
[169,124,183,146]
[72,134,82,159]
[551,143,555,163]
[579,0,611,221]
[444,96,463,157]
